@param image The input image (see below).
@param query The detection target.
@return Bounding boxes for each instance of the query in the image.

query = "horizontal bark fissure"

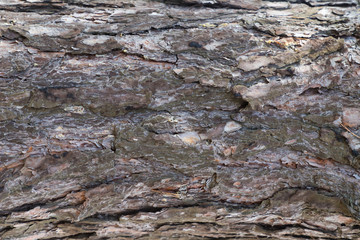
[45,232,97,240]
[0,192,73,216]
[161,0,260,10]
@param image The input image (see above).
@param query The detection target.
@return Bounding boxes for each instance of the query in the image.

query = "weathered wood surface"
[1,0,360,239]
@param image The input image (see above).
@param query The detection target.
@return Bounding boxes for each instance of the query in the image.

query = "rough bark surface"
[1,0,360,239]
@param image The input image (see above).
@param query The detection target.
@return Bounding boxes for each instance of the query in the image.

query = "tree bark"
[1,0,360,239]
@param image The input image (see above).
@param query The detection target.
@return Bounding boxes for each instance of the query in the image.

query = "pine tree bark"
[1,0,360,239]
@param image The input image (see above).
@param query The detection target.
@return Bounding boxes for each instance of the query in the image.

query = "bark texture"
[1,0,360,239]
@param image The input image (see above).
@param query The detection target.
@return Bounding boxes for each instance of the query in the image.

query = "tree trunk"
[1,0,360,239]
